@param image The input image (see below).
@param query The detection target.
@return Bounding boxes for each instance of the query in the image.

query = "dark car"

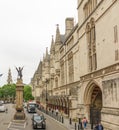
[27,103,36,113]
[32,113,46,129]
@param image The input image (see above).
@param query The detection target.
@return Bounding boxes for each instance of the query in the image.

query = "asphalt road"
[0,103,68,130]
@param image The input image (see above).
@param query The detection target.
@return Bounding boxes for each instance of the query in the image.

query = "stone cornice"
[80,63,119,82]
[53,80,80,91]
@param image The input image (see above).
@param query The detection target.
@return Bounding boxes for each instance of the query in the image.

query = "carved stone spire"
[50,35,55,54]
[45,47,49,61]
[55,24,61,44]
[7,68,13,84]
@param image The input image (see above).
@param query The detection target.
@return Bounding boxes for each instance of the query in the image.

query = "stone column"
[14,78,26,121]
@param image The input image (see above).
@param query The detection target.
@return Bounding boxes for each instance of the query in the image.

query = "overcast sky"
[0,0,77,86]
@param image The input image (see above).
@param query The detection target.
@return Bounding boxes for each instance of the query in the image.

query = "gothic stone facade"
[31,0,119,129]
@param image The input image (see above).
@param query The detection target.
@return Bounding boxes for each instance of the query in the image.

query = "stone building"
[31,0,119,129]
[7,68,13,84]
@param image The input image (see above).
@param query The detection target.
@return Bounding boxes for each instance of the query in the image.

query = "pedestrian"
[6,108,8,113]
[82,117,88,129]
[51,109,54,114]
[94,122,103,130]
[55,108,59,116]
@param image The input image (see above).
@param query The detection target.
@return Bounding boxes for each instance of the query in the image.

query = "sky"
[0,0,77,86]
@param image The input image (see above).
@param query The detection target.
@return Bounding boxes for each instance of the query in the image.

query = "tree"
[24,85,34,102]
[0,84,16,101]
[0,84,34,102]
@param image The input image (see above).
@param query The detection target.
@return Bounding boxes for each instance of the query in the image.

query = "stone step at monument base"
[14,111,26,120]
[7,121,26,130]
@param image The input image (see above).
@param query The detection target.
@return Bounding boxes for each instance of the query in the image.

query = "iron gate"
[90,107,101,125]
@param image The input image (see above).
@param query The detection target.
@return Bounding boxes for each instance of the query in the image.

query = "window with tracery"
[114,25,118,43]
[86,18,97,72]
[60,60,65,85]
[84,0,97,19]
[68,52,74,83]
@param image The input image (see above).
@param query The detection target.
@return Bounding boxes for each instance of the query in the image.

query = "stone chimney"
[65,18,74,37]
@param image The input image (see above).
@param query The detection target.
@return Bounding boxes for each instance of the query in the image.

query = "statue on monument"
[15,66,24,79]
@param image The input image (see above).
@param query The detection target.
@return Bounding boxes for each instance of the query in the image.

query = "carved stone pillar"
[85,104,90,121]
[14,79,26,121]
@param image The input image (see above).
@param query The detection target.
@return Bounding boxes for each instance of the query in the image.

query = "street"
[0,103,68,130]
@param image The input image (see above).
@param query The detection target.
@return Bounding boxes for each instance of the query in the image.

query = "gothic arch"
[84,79,101,104]
[84,80,102,123]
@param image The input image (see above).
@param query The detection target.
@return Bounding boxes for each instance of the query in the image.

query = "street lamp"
[45,78,49,113]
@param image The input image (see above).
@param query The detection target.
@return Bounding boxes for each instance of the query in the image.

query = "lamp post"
[45,78,49,114]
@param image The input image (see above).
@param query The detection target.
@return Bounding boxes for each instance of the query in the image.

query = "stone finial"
[45,47,49,61]
[55,24,61,43]
[50,35,55,53]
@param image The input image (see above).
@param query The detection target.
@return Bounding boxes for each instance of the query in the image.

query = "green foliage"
[0,84,34,102]
[0,84,16,99]
[24,85,34,102]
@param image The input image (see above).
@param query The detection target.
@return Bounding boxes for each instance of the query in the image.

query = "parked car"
[0,100,4,104]
[0,103,5,112]
[31,113,46,129]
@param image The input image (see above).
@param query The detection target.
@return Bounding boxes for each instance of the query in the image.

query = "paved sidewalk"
[63,117,92,130]
[37,109,93,130]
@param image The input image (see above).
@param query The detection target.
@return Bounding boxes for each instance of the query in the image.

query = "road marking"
[8,128,19,130]
[7,121,26,130]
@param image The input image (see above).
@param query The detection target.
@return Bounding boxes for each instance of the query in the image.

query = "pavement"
[37,109,93,130]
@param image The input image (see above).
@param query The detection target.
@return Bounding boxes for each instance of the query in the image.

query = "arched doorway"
[90,85,102,124]
[84,81,102,125]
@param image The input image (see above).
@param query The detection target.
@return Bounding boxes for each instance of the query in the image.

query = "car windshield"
[29,104,35,107]
[34,115,43,120]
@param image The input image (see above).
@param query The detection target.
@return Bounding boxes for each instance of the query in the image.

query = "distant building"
[7,68,13,84]
[31,0,119,129]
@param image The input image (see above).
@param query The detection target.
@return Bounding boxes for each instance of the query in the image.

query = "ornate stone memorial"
[14,67,26,121]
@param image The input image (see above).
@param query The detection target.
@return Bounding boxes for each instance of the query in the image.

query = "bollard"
[60,116,61,122]
[78,124,80,130]
[80,122,83,129]
[62,116,64,123]
[78,118,81,124]
[69,118,72,124]
[75,122,77,130]
[78,121,83,130]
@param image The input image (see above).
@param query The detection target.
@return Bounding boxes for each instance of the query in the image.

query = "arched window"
[91,18,97,70]
[83,0,97,19]
[86,23,92,71]
[68,52,74,82]
[86,18,97,72]
[60,60,65,85]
